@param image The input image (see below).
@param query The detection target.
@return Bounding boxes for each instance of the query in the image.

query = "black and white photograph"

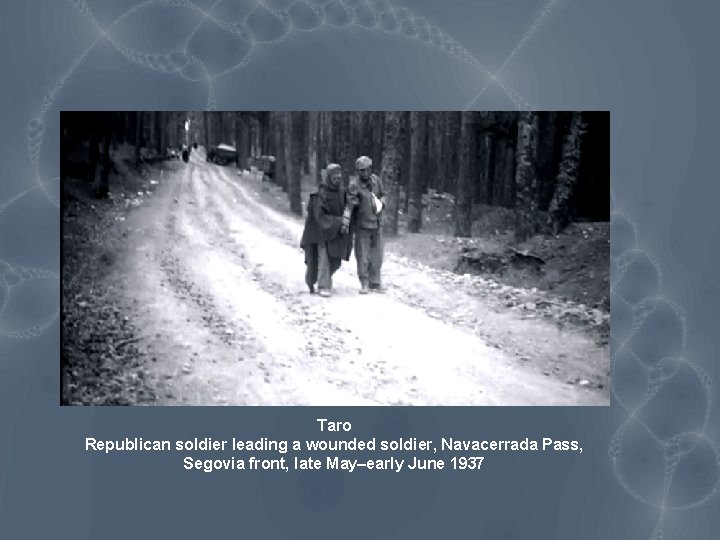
[61,111,610,406]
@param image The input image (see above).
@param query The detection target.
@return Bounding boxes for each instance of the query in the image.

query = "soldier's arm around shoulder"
[345,177,360,205]
[347,176,360,195]
[341,184,357,232]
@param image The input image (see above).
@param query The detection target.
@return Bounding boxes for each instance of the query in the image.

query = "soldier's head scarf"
[324,163,342,189]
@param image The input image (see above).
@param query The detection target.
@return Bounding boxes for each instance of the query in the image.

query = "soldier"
[300,164,353,297]
[341,156,385,294]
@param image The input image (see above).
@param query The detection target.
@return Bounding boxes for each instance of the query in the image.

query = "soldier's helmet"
[355,156,372,170]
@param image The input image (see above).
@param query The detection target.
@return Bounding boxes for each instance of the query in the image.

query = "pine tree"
[203,111,210,153]
[134,111,143,168]
[288,112,304,215]
[274,112,288,191]
[381,111,402,235]
[455,112,475,237]
[308,112,318,185]
[547,112,588,234]
[408,111,427,233]
[514,111,540,242]
[98,112,112,198]
[332,112,352,180]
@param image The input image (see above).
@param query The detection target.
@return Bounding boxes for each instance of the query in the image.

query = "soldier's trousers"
[354,227,384,286]
[305,242,341,291]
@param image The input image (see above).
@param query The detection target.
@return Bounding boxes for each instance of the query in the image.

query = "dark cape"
[300,183,353,263]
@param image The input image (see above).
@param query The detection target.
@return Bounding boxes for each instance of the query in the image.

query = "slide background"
[1,0,719,537]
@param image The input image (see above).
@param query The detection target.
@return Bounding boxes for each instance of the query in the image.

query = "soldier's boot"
[359,282,369,295]
[318,289,331,297]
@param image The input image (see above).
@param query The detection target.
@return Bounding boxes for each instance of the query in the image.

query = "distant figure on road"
[342,156,385,294]
[181,145,189,163]
[300,164,353,297]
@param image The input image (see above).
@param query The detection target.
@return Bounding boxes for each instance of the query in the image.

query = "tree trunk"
[505,142,516,207]
[157,112,164,156]
[274,112,288,191]
[547,112,588,234]
[261,113,271,154]
[308,112,318,186]
[468,117,479,202]
[176,113,184,149]
[134,111,143,169]
[110,112,118,151]
[514,111,540,242]
[332,112,352,181]
[125,112,133,144]
[400,112,411,214]
[254,118,261,156]
[283,113,291,193]
[426,112,439,190]
[350,111,362,167]
[299,112,309,175]
[87,116,99,184]
[321,111,333,184]
[408,111,427,233]
[235,112,242,168]
[251,118,257,157]
[316,112,326,186]
[248,118,255,157]
[272,113,280,185]
[476,113,492,205]
[149,112,156,155]
[493,137,506,206]
[445,112,461,194]
[256,118,261,156]
[97,113,112,198]
[203,111,210,152]
[537,111,559,210]
[439,113,449,192]
[381,111,402,235]
[485,133,495,204]
[242,115,251,168]
[455,112,475,237]
[360,112,372,158]
[115,112,125,146]
[266,114,275,156]
[268,114,277,180]
[60,124,68,183]
[288,112,304,216]
[218,113,224,144]
[370,111,384,174]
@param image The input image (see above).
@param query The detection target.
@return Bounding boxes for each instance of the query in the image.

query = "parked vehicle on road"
[207,143,236,165]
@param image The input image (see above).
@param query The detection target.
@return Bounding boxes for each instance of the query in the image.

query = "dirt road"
[110,152,608,405]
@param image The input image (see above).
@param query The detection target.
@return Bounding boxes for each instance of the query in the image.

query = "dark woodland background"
[61,111,609,243]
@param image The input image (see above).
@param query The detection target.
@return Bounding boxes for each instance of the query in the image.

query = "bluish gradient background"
[1,1,719,538]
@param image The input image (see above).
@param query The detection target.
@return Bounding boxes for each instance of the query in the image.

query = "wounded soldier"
[342,156,386,294]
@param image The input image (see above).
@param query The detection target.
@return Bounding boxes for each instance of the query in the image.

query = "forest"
[61,111,609,243]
